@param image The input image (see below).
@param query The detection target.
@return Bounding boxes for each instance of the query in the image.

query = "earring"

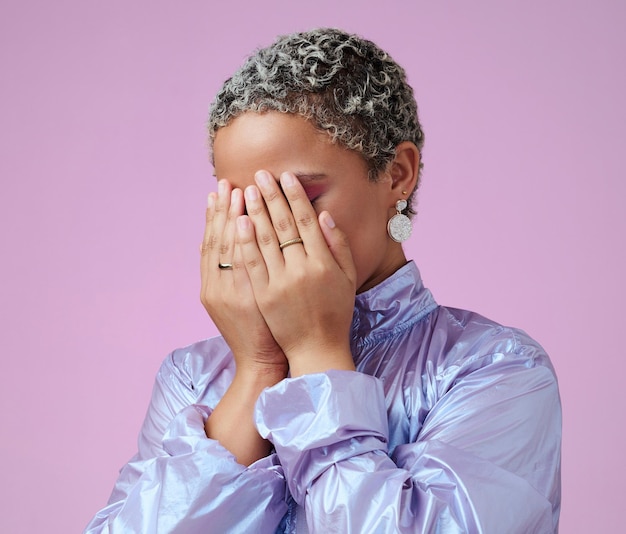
[387,199,412,243]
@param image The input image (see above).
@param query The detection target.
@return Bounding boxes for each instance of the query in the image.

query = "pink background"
[1,1,624,532]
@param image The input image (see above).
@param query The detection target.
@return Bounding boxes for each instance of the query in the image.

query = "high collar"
[350,261,438,350]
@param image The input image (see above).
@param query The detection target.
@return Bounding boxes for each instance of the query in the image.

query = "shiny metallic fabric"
[85,262,561,533]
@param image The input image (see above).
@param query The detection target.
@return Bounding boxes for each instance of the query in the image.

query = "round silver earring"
[387,199,412,242]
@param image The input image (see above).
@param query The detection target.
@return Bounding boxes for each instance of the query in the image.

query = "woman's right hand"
[200,179,288,375]
[201,180,288,466]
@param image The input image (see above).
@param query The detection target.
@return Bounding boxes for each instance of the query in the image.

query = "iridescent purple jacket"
[85,262,561,533]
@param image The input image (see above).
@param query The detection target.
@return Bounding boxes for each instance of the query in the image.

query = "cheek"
[339,213,388,264]
[339,203,389,238]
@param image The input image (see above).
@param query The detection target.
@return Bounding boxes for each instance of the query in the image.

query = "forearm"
[86,403,288,533]
[205,364,287,466]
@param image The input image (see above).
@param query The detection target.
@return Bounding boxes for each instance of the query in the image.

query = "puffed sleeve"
[84,349,287,533]
[255,350,561,533]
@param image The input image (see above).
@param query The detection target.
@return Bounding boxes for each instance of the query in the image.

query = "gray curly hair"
[208,28,424,215]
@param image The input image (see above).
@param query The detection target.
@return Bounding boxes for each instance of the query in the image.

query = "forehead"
[213,111,367,183]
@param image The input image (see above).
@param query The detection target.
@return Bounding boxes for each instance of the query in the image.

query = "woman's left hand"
[236,170,357,377]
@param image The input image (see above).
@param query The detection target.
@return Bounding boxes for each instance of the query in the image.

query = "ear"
[387,141,420,199]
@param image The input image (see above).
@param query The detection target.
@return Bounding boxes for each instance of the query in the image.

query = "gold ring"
[218,263,234,270]
[279,237,304,250]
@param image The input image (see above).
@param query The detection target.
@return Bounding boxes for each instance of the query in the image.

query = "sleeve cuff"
[255,370,389,502]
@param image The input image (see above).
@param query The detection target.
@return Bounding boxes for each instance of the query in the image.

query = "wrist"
[234,362,289,389]
[287,343,355,377]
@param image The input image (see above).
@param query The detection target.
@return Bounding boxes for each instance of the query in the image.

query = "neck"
[357,248,408,294]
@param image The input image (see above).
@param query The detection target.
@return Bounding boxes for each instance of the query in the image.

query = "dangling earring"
[387,199,412,242]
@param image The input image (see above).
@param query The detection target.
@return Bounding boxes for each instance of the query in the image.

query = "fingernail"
[218,180,226,195]
[237,216,250,231]
[245,186,258,201]
[281,172,296,187]
[323,212,336,229]
[207,193,215,208]
[231,188,242,202]
[255,170,271,188]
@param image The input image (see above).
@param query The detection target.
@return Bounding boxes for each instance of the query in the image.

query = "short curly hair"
[208,28,424,215]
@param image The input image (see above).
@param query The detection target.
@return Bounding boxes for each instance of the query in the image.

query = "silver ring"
[218,263,233,270]
[279,237,304,250]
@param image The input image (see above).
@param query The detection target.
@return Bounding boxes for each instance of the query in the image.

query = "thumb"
[318,211,356,285]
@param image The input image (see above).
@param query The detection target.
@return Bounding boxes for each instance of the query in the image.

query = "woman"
[85,28,561,533]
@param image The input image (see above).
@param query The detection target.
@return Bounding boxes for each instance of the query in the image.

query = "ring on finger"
[279,237,304,250]
[218,262,234,270]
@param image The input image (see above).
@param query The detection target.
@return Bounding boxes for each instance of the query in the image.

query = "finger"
[253,170,304,256]
[202,180,231,263]
[201,192,216,255]
[221,187,244,264]
[279,171,328,255]
[243,181,288,273]
[201,180,231,296]
[318,211,357,286]
[200,192,217,295]
[236,214,270,291]
[231,218,254,294]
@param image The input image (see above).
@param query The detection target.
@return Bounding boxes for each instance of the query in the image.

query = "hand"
[200,179,288,375]
[236,170,357,376]
[201,180,287,465]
